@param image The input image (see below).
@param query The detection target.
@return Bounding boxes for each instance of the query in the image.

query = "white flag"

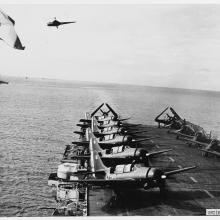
[0,9,25,50]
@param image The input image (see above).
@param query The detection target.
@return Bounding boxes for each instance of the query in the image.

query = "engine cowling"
[143,168,165,190]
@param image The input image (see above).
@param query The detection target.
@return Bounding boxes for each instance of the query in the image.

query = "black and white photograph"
[0,0,220,217]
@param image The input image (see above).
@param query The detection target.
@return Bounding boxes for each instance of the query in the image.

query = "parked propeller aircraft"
[75,117,147,138]
[155,107,205,137]
[63,129,172,166]
[72,128,151,148]
[47,18,76,28]
[181,136,220,157]
[65,138,196,196]
[81,103,129,123]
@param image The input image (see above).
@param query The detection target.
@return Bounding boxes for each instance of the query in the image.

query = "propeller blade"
[164,166,196,177]
[146,149,172,157]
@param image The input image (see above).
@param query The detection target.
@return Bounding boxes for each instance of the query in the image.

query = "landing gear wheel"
[159,180,166,200]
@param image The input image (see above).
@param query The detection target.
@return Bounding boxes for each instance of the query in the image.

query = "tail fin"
[86,128,95,141]
[85,112,91,120]
[89,136,103,153]
[92,117,100,133]
[90,139,108,175]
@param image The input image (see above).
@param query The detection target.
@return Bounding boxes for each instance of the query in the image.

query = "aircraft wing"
[98,124,119,128]
[105,103,118,117]
[154,107,169,122]
[170,107,182,120]
[181,137,208,147]
[0,9,25,50]
[91,103,104,117]
[72,141,115,148]
[199,149,220,157]
[168,130,194,139]
[61,157,90,162]
[72,141,89,146]
[65,178,136,186]
[60,21,76,25]
[79,119,91,123]
[176,132,194,139]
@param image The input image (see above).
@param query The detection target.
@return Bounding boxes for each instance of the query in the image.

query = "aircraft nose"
[144,168,165,190]
[126,135,132,143]
[147,168,164,181]
[134,148,145,158]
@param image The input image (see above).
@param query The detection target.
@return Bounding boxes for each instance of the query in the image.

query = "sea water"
[1,78,220,216]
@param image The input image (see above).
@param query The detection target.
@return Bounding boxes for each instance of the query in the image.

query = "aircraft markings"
[190,177,198,183]
[169,157,175,162]
[203,190,215,198]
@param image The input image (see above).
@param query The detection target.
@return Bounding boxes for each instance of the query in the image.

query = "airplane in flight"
[47,18,76,28]
[0,9,25,50]
[63,129,171,166]
[65,138,196,196]
[72,128,151,148]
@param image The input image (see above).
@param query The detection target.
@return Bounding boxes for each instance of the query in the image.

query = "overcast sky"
[1,4,220,91]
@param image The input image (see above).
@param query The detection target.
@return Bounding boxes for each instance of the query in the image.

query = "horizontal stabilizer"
[74,131,84,135]
[76,123,90,128]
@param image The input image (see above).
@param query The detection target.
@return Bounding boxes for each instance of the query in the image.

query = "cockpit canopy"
[113,164,136,174]
[111,146,125,154]
[103,134,115,141]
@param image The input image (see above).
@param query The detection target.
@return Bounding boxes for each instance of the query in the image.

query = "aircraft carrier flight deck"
[88,125,220,216]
